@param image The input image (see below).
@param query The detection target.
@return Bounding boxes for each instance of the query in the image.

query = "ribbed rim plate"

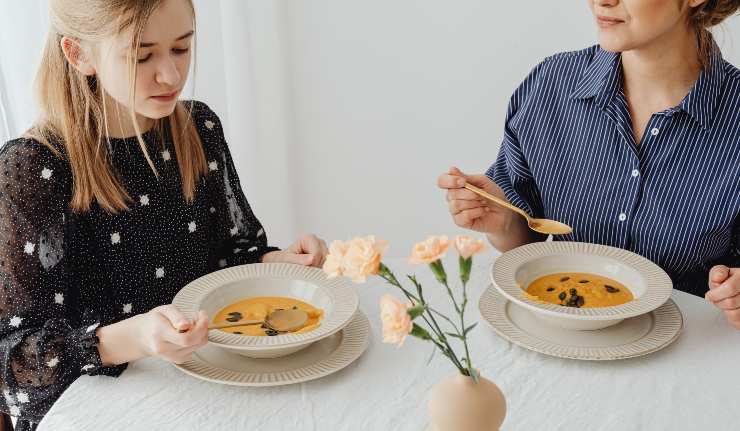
[173,311,370,386]
[479,286,683,360]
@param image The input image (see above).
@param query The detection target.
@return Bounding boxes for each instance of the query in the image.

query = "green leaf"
[444,332,465,340]
[410,323,432,340]
[463,323,478,336]
[406,304,426,320]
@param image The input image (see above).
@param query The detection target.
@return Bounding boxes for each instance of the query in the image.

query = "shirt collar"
[570,42,726,129]
[679,42,725,129]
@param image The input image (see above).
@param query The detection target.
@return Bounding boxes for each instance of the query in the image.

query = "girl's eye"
[172,48,190,55]
[137,53,152,63]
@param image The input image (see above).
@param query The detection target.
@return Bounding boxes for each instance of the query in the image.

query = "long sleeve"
[190,102,280,270]
[485,63,546,219]
[0,139,125,425]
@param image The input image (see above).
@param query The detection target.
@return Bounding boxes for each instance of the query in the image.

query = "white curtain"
[0,0,297,247]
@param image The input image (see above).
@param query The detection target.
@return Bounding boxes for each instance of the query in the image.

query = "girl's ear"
[60,36,96,76]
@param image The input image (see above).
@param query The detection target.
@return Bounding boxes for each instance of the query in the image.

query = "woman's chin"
[597,33,632,53]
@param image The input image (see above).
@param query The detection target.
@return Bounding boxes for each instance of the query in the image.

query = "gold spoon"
[463,183,573,235]
[207,308,309,332]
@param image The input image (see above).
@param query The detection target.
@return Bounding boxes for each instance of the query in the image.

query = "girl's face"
[95,0,193,122]
[587,0,705,52]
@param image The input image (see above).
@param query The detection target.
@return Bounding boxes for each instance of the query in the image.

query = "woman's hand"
[261,233,328,267]
[135,305,209,364]
[437,166,514,235]
[705,265,740,329]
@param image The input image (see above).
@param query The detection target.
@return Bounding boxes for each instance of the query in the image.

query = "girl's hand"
[705,265,740,329]
[437,166,513,235]
[261,234,328,268]
[135,305,209,364]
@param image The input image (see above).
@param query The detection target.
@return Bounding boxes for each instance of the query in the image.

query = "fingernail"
[457,179,465,186]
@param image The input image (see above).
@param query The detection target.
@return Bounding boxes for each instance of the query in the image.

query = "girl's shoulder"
[0,136,71,210]
[0,135,71,181]
[181,99,229,154]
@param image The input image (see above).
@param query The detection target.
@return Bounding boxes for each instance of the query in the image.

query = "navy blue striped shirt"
[487,44,740,297]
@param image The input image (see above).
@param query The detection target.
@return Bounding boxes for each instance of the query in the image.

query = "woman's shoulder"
[525,45,603,86]
[1,135,70,176]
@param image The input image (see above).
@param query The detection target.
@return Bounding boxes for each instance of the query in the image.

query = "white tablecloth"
[38,251,740,430]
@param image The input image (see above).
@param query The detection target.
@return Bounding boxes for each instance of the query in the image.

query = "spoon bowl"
[464,183,573,236]
[207,308,309,333]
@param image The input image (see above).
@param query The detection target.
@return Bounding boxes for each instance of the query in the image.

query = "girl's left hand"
[261,233,328,268]
[705,265,740,329]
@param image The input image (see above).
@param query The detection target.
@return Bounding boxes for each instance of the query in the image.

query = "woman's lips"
[151,91,179,102]
[596,15,625,28]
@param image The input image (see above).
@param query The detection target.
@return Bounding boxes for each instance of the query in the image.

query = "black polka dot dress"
[0,101,279,430]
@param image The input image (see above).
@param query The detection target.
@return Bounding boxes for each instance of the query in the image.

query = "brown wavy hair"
[25,0,208,214]
[689,0,740,68]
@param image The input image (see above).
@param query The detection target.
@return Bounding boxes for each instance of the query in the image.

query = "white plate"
[172,263,359,358]
[491,241,673,330]
[478,286,683,360]
[173,311,370,386]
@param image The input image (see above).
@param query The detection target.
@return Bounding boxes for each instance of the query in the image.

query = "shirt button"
[631,169,640,177]
[618,213,627,222]
[650,127,660,136]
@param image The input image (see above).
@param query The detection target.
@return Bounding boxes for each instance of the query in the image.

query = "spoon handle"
[208,319,264,330]
[464,183,529,219]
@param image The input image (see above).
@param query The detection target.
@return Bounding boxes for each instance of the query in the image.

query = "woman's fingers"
[713,293,740,311]
[706,269,740,303]
[448,198,487,215]
[446,188,482,202]
[453,207,487,228]
[709,265,730,289]
[438,173,466,190]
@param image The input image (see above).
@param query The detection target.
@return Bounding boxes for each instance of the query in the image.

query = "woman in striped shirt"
[439,0,740,327]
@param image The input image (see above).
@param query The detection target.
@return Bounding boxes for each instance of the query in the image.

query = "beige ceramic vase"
[428,373,506,431]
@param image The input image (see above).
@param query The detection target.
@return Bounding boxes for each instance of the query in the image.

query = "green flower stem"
[407,275,462,336]
[379,266,466,373]
[460,279,476,382]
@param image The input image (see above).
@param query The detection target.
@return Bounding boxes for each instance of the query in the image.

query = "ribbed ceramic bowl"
[172,263,359,358]
[491,242,673,330]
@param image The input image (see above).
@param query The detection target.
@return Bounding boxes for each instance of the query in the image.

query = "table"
[38,251,740,430]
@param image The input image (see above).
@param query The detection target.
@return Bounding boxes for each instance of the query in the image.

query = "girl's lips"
[151,91,178,102]
[596,15,625,28]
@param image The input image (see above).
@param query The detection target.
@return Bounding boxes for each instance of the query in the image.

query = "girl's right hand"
[437,166,513,235]
[135,305,209,364]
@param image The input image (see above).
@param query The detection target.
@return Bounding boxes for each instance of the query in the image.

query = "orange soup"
[525,272,633,308]
[213,296,324,336]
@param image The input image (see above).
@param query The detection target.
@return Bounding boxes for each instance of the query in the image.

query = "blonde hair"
[26,0,208,214]
[689,0,740,69]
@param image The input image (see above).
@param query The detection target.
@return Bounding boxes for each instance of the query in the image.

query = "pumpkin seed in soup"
[526,272,633,308]
[213,296,324,336]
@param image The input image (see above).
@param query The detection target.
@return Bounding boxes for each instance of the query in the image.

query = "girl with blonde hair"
[0,1,328,428]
